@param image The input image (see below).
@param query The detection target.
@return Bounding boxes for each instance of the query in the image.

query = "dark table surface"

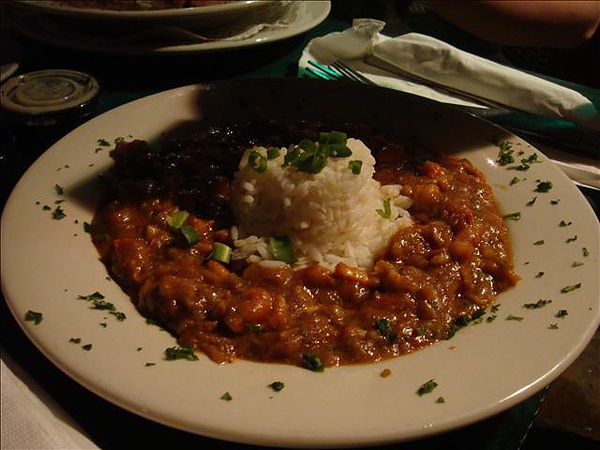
[1,2,599,449]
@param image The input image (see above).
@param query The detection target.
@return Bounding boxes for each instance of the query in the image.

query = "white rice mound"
[230,138,413,271]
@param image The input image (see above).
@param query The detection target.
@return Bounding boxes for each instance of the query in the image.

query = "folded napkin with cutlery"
[299,19,599,189]
[301,18,600,132]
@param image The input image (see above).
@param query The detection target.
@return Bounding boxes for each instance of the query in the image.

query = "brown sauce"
[92,120,518,369]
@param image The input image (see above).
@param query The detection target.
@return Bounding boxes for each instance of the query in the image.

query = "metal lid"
[1,69,100,126]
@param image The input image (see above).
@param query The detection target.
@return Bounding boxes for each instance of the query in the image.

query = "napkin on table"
[300,19,600,131]
[1,349,99,449]
[299,19,600,189]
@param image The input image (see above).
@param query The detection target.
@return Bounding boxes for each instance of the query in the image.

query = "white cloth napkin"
[300,18,600,132]
[1,349,99,449]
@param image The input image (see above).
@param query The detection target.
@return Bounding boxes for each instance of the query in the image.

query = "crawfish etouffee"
[92,120,518,369]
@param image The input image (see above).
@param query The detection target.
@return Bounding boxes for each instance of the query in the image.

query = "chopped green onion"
[266,147,281,159]
[348,160,362,175]
[319,131,352,157]
[269,236,297,264]
[376,198,392,219]
[211,242,232,264]
[180,225,200,246]
[167,210,189,229]
[282,131,352,174]
[249,150,268,173]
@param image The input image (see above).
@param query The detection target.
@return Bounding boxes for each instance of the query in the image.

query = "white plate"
[2,79,599,448]
[4,1,331,54]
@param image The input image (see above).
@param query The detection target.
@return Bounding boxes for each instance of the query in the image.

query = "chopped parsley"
[25,310,43,325]
[436,397,446,404]
[526,196,537,206]
[220,392,233,401]
[572,261,584,268]
[533,240,545,246]
[52,206,66,220]
[503,211,521,221]
[555,309,569,318]
[375,318,398,343]
[268,381,285,392]
[82,344,93,351]
[496,141,514,166]
[54,184,64,195]
[535,180,553,192]
[559,220,572,227]
[69,337,81,344]
[505,314,524,321]
[560,283,581,293]
[548,323,559,330]
[535,272,545,278]
[582,247,590,257]
[417,379,438,396]
[507,153,541,171]
[164,346,198,361]
[77,291,126,321]
[523,299,552,309]
[566,235,578,243]
[301,353,324,372]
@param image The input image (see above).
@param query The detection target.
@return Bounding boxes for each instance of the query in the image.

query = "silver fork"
[306,60,377,85]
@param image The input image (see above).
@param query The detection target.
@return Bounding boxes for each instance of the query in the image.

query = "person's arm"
[424,1,600,48]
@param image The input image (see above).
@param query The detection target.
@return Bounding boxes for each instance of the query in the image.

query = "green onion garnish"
[376,198,392,219]
[348,160,362,175]
[211,242,232,264]
[167,210,189,229]
[266,147,281,159]
[249,150,268,173]
[269,236,297,264]
[180,225,200,246]
[282,131,352,174]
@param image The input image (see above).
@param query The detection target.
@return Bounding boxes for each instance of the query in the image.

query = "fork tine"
[331,60,377,85]
[307,60,342,80]
[304,66,334,80]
